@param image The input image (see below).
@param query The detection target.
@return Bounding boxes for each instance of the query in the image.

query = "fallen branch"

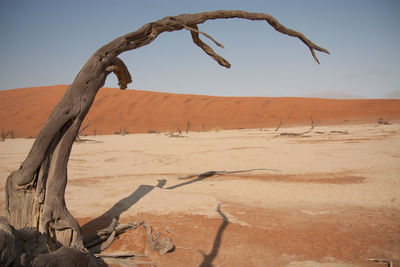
[100,258,137,267]
[368,258,392,267]
[95,253,149,258]
[168,133,187,138]
[144,222,174,255]
[330,130,348,134]
[100,229,116,251]
[279,116,318,136]
[279,130,311,137]
[378,118,391,125]
[75,138,103,143]
[84,219,144,252]
[134,260,160,265]
[280,129,349,137]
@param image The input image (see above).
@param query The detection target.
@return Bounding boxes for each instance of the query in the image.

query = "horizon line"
[1,84,399,101]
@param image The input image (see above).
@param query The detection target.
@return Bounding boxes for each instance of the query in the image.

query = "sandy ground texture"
[1,123,399,266]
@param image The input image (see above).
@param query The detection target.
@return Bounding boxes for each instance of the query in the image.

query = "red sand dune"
[0,85,399,138]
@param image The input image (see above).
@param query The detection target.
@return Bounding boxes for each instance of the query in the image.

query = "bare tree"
[75,121,90,142]
[310,115,320,130]
[275,118,282,131]
[175,124,182,134]
[1,129,10,141]
[185,119,191,134]
[118,128,129,136]
[3,10,328,264]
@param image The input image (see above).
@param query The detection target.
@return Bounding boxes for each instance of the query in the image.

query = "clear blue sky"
[0,0,399,98]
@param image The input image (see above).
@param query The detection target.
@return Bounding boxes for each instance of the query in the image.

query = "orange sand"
[0,85,399,138]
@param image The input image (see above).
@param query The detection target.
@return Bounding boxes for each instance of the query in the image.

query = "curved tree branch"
[101,10,329,65]
[105,57,132,89]
[173,19,225,48]
[189,24,231,68]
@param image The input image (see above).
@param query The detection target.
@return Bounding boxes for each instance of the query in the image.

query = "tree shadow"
[166,171,218,190]
[81,179,166,237]
[166,168,278,190]
[198,204,229,267]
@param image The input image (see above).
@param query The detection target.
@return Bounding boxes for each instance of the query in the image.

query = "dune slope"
[0,85,399,138]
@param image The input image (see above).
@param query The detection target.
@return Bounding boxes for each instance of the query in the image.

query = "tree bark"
[5,10,329,249]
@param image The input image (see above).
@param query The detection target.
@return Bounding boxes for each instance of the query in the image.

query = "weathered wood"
[4,9,329,262]
[144,223,174,255]
[95,253,148,258]
[0,217,56,266]
[31,246,103,267]
[0,217,17,266]
[84,219,143,253]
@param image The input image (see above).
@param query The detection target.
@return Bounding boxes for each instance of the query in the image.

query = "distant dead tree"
[186,120,191,134]
[120,128,129,136]
[275,118,282,131]
[1,129,8,141]
[3,10,328,265]
[114,128,129,135]
[175,124,182,134]
[310,116,320,130]
[1,129,14,141]
[75,121,90,142]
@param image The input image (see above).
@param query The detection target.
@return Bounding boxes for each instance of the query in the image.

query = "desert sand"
[0,122,399,266]
[1,85,400,266]
[1,85,400,138]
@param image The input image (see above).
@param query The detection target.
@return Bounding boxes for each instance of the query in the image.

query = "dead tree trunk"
[5,10,329,250]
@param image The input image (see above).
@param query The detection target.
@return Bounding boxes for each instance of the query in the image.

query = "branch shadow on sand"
[165,172,217,190]
[81,179,166,237]
[198,204,229,267]
[166,168,279,190]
